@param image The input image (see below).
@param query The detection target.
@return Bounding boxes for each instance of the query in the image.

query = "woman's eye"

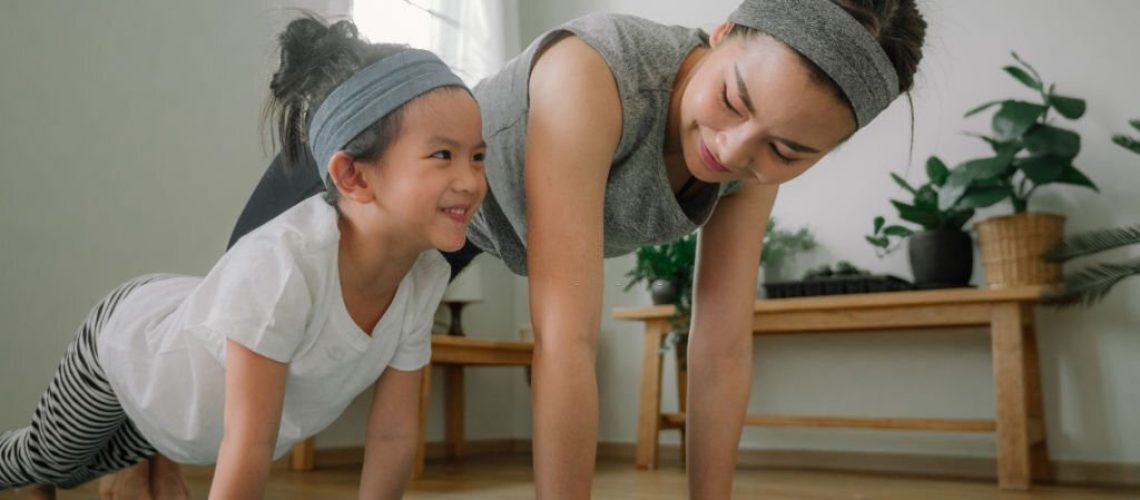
[770,144,794,164]
[473,152,485,162]
[431,150,452,160]
[721,85,740,117]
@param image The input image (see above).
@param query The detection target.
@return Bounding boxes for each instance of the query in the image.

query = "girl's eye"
[721,84,740,117]
[770,144,795,164]
[431,150,452,160]
[473,152,485,162]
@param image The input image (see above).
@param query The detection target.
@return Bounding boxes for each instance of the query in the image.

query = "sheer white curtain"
[351,0,521,84]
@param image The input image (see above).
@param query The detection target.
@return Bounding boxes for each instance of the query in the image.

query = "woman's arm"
[208,339,289,500]
[687,181,778,500]
[357,367,424,499]
[524,35,623,499]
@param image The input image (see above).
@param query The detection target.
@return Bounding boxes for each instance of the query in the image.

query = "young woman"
[140,1,928,498]
[1,17,486,499]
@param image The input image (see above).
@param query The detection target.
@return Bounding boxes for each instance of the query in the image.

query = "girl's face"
[677,23,857,185]
[362,90,487,253]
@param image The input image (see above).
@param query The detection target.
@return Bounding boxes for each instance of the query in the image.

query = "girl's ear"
[709,21,735,48]
[326,152,374,203]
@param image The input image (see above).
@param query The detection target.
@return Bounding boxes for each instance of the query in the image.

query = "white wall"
[0,0,524,448]
[520,0,1140,464]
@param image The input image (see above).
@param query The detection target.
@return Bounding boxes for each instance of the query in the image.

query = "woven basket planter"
[975,213,1065,287]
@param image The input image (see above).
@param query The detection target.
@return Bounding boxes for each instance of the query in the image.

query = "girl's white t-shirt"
[97,194,449,464]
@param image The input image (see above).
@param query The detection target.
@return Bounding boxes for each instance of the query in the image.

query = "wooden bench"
[613,286,1049,490]
[289,335,533,478]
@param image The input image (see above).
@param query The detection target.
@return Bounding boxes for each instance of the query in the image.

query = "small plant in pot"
[760,217,817,285]
[936,53,1097,287]
[866,156,996,288]
[624,233,697,309]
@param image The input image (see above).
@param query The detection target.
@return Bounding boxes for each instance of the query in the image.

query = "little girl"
[0,16,486,499]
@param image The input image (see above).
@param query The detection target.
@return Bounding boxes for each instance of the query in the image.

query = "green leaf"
[961,154,1015,180]
[1130,119,1140,134]
[938,167,974,211]
[1011,52,1043,82]
[1113,134,1140,155]
[890,172,918,195]
[883,225,914,237]
[965,100,1003,117]
[1024,124,1081,157]
[1049,95,1086,120]
[1003,66,1041,90]
[1016,155,1068,184]
[873,216,885,234]
[865,235,890,248]
[914,186,938,210]
[992,101,1047,141]
[1046,225,1140,262]
[1055,164,1099,192]
[926,156,949,186]
[891,200,941,229]
[962,132,1007,153]
[956,185,1010,209]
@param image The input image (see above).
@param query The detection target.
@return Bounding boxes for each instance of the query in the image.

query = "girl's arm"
[686,181,778,499]
[523,35,623,500]
[357,367,424,499]
[209,339,289,500]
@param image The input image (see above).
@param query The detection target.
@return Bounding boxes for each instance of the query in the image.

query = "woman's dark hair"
[265,16,409,204]
[728,0,926,112]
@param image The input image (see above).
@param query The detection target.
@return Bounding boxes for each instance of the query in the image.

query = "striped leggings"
[0,277,160,490]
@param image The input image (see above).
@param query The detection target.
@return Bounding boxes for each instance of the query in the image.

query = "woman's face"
[362,89,487,253]
[678,23,857,185]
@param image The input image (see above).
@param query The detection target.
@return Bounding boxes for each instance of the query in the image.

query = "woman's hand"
[687,181,777,499]
[208,339,288,500]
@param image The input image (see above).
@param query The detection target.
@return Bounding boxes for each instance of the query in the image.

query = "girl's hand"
[208,339,288,500]
[357,367,425,499]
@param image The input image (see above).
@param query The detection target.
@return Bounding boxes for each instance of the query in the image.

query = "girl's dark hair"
[728,0,926,111]
[265,16,409,204]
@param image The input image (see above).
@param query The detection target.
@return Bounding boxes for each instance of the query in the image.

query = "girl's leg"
[0,278,157,491]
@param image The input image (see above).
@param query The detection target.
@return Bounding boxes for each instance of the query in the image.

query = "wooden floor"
[30,454,1140,499]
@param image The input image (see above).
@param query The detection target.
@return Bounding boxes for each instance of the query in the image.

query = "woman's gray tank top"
[469,13,740,276]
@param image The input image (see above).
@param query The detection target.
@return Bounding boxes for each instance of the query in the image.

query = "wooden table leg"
[413,364,433,479]
[1022,304,1052,481]
[991,303,1033,490]
[675,341,688,465]
[445,365,464,459]
[636,319,669,469]
[291,437,315,471]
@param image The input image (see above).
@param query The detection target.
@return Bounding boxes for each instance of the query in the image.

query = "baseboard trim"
[309,439,1140,488]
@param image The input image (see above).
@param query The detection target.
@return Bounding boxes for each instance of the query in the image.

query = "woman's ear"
[326,151,374,203]
[709,21,735,48]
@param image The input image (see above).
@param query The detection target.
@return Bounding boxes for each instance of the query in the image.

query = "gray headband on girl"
[308,49,467,185]
[728,0,899,127]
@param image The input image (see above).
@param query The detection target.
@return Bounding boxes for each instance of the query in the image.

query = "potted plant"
[1043,119,1140,306]
[760,217,817,284]
[624,233,697,309]
[865,156,996,288]
[937,53,1097,287]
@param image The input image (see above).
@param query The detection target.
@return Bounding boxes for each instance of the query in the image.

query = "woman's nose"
[715,128,753,169]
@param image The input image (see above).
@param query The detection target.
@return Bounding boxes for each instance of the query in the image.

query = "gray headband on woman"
[728,0,899,127]
[308,49,467,185]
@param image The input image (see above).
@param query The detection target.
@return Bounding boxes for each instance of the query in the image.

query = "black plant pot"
[649,279,677,305]
[908,228,973,289]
